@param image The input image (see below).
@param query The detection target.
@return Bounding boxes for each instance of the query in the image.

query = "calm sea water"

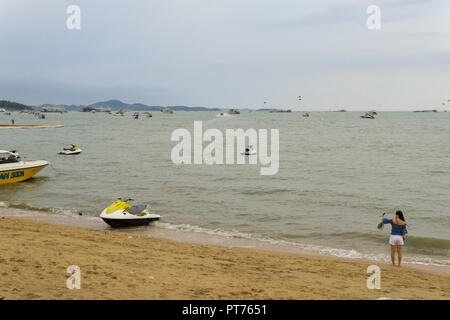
[1,111,449,266]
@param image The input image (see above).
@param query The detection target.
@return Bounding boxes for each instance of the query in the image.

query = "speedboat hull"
[101,216,160,228]
[0,160,48,185]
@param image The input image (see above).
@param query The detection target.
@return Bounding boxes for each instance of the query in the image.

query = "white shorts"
[389,235,404,246]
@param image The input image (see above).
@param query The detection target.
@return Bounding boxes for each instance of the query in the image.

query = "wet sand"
[0,216,448,300]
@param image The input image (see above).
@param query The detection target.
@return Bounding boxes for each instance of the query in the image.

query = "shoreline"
[0,214,449,299]
[1,206,449,276]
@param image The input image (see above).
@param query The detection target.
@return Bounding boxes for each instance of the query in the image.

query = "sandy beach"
[0,216,448,300]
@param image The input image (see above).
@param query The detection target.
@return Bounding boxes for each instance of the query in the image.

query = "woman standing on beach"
[381,210,408,267]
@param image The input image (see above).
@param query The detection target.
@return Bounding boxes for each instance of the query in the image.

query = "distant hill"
[91,99,133,110]
[91,100,163,111]
[38,100,223,112]
[34,99,283,112]
[5,98,274,112]
[90,100,223,112]
[0,100,33,111]
[169,106,223,111]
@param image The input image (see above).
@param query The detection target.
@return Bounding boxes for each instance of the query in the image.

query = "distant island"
[29,99,278,112]
[1,99,448,113]
[34,99,232,112]
[1,98,284,112]
[0,100,34,112]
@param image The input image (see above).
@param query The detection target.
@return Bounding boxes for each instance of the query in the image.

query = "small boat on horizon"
[216,112,231,117]
[162,108,174,114]
[361,111,377,119]
[227,109,240,114]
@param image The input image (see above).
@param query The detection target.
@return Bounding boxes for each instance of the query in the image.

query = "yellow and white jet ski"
[58,145,82,155]
[243,145,257,155]
[100,198,161,228]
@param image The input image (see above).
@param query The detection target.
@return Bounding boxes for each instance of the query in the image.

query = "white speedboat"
[0,150,48,185]
[100,198,161,228]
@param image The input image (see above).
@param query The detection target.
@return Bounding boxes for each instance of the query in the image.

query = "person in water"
[381,210,408,267]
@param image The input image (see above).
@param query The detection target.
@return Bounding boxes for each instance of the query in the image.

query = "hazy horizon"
[20,99,449,112]
[1,0,449,110]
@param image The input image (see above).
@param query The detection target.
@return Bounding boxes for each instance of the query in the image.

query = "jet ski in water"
[100,198,161,228]
[361,111,377,119]
[58,145,82,155]
[243,145,257,155]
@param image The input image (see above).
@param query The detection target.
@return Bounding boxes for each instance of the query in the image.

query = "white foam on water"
[154,221,450,267]
[2,202,449,268]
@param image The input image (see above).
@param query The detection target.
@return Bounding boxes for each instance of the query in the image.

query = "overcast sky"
[1,0,449,110]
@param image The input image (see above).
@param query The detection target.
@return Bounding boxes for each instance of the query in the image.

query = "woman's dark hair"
[396,210,405,222]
